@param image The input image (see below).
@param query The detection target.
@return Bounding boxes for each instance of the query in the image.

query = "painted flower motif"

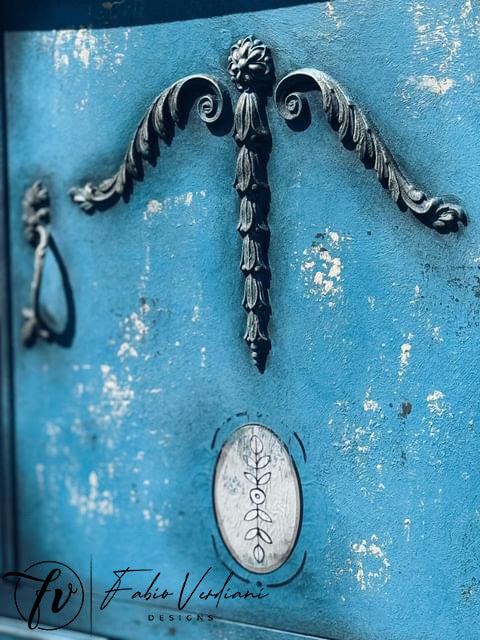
[228,36,274,92]
[243,434,273,564]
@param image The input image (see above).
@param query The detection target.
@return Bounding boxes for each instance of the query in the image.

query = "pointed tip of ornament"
[250,344,269,373]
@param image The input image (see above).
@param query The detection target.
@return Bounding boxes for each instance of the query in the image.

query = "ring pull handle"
[21,181,75,348]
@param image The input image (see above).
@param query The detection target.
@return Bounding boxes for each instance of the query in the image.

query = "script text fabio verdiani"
[101,566,269,612]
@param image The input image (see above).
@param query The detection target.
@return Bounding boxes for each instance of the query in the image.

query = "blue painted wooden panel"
[2,1,480,639]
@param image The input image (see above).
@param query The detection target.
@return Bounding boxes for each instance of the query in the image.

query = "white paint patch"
[325,1,344,30]
[351,535,391,590]
[73,29,97,68]
[302,249,342,299]
[406,74,455,95]
[410,284,422,303]
[101,365,134,418]
[406,0,480,95]
[65,471,115,519]
[129,312,148,338]
[404,517,411,542]
[333,421,379,457]
[200,346,206,368]
[408,2,462,72]
[46,421,61,456]
[88,365,134,430]
[42,27,130,74]
[398,333,414,379]
[36,464,45,493]
[192,305,200,323]
[117,342,138,358]
[427,390,448,416]
[367,296,375,310]
[155,514,170,531]
[75,96,89,111]
[299,230,351,306]
[116,303,151,362]
[363,387,380,412]
[53,31,72,71]
[143,190,206,220]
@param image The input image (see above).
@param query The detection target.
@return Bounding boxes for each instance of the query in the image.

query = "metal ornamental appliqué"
[69,36,467,371]
[213,424,302,574]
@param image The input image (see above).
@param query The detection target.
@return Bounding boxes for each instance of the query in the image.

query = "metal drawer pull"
[22,182,75,348]
[69,37,467,372]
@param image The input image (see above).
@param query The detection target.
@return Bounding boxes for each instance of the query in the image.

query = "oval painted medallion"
[213,424,302,574]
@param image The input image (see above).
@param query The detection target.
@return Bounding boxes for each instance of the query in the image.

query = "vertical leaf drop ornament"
[228,37,275,372]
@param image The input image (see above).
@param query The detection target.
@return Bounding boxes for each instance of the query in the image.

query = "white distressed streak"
[426,390,449,416]
[406,74,455,95]
[143,190,206,220]
[363,387,380,412]
[398,333,414,379]
[351,535,391,590]
[65,471,115,519]
[36,464,45,493]
[404,517,411,542]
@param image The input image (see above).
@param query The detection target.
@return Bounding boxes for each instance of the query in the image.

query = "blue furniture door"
[1,2,479,639]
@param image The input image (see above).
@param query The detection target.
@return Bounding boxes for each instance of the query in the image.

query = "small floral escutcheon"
[227,36,275,92]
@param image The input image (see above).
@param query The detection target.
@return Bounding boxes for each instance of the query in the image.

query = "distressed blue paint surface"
[2,1,480,639]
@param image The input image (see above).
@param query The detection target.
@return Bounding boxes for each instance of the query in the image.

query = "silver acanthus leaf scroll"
[69,36,467,372]
[213,424,302,574]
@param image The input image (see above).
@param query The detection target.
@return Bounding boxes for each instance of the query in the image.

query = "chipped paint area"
[404,74,455,95]
[299,230,351,305]
[333,420,380,456]
[143,190,207,220]
[41,28,130,73]
[402,0,480,104]
[88,365,134,434]
[117,304,150,362]
[426,390,450,416]
[408,1,469,72]
[410,284,423,304]
[325,1,344,30]
[350,535,391,590]
[155,514,171,531]
[398,333,414,379]
[65,471,117,520]
[319,0,348,39]
[363,387,380,412]
[100,365,134,418]
[404,517,412,542]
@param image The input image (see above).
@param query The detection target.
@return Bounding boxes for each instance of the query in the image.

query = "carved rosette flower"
[228,37,274,93]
